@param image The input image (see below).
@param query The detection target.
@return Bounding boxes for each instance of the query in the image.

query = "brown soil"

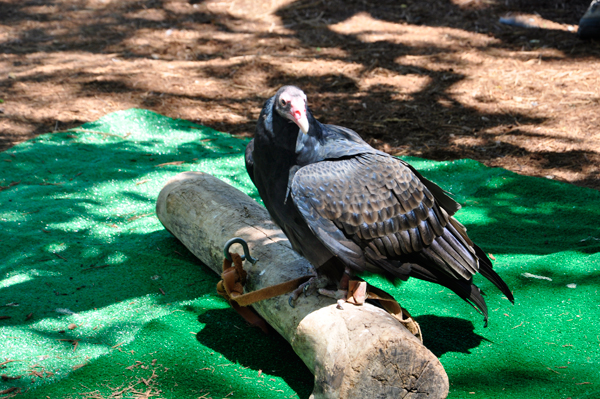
[1,0,599,189]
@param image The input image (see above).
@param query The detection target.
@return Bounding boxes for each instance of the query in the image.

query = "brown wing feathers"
[294,154,478,279]
[292,152,514,323]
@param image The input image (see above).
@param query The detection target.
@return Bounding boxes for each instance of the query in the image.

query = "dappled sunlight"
[330,11,501,48]
[0,294,232,391]
[360,74,432,97]
[0,273,34,290]
[1,1,600,398]
[46,242,68,254]
[1,107,599,398]
[0,268,63,290]
[2,0,598,189]
[454,206,497,226]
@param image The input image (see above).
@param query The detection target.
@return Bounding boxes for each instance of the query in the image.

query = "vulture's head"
[274,85,309,135]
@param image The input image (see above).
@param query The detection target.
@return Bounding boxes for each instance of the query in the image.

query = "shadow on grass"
[2,108,599,398]
[196,308,314,399]
[415,315,487,357]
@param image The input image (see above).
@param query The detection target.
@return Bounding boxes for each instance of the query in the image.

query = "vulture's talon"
[288,277,316,308]
[303,282,310,296]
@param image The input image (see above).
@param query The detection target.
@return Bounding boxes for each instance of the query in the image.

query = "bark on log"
[156,171,449,399]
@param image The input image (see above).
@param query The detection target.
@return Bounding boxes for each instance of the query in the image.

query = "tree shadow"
[1,0,599,190]
[195,308,314,398]
[276,0,597,57]
[2,107,599,397]
[271,0,600,189]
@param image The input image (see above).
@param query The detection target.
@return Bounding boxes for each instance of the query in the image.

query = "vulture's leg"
[318,267,366,308]
[288,273,332,307]
[288,277,316,308]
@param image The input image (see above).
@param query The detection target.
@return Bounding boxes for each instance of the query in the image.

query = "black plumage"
[246,85,514,324]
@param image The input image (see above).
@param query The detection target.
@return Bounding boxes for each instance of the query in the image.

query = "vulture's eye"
[280,98,287,106]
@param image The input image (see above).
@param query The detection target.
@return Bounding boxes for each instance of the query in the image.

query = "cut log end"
[342,333,448,399]
[156,171,449,399]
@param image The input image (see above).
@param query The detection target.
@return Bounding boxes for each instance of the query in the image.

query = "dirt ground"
[1,0,599,190]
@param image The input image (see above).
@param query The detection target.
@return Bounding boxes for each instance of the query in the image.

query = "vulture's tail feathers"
[397,262,490,326]
[474,245,515,304]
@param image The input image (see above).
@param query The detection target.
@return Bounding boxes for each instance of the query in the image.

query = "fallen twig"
[522,272,552,281]
[156,161,185,167]
[0,181,20,192]
[127,213,153,222]
[58,339,80,351]
[0,359,20,368]
[0,387,20,395]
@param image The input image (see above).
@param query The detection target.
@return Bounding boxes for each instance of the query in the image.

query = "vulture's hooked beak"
[290,98,309,134]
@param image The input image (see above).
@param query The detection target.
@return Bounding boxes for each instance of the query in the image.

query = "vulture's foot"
[288,277,317,308]
[318,266,367,309]
[317,289,348,309]
[318,280,368,308]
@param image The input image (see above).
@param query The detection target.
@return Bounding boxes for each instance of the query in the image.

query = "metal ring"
[223,237,258,264]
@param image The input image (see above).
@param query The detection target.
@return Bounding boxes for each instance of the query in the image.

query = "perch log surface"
[156,171,449,399]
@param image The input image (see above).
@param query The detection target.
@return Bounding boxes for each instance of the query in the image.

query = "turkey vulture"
[245,85,513,324]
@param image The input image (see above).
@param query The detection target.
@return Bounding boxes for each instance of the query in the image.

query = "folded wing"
[291,152,513,321]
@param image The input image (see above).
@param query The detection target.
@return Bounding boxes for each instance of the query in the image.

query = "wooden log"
[156,171,449,399]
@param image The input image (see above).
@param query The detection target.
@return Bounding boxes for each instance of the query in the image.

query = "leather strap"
[217,252,311,333]
[347,280,423,342]
[217,253,421,341]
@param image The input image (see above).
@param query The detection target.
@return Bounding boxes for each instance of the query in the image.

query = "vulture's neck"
[295,112,325,166]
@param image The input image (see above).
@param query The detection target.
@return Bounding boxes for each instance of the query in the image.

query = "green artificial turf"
[0,109,598,399]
